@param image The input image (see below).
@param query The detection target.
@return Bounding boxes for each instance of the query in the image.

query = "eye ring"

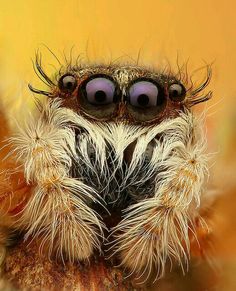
[127,78,165,108]
[58,74,77,93]
[79,74,120,106]
[168,83,186,102]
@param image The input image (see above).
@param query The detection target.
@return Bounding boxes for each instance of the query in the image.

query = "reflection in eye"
[128,81,160,108]
[84,77,116,105]
[169,83,186,101]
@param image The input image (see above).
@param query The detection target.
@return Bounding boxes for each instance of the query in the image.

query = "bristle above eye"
[28,84,53,97]
[187,65,213,107]
[188,91,213,107]
[191,65,212,96]
[28,50,57,97]
[34,51,56,87]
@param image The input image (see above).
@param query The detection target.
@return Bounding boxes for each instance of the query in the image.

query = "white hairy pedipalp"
[110,114,209,281]
[9,99,105,262]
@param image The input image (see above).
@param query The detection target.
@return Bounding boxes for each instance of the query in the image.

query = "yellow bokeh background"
[0,0,235,150]
[0,0,235,178]
[0,0,235,289]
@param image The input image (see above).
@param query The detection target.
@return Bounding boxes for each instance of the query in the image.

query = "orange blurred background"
[0,1,235,289]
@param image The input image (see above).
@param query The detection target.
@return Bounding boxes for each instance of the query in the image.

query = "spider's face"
[16,60,211,281]
[44,66,189,211]
[54,65,186,124]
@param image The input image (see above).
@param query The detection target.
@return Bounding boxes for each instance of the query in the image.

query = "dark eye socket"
[128,80,164,108]
[168,83,186,101]
[81,75,117,105]
[58,74,77,93]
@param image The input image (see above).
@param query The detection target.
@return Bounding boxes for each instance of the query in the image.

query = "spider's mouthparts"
[72,129,156,210]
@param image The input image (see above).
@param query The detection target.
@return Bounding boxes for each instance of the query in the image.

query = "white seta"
[10,98,209,279]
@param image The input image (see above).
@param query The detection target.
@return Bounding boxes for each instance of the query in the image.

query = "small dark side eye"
[168,83,186,102]
[58,74,77,93]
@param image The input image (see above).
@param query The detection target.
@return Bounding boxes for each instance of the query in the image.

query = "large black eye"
[128,80,163,108]
[58,74,77,93]
[83,76,116,105]
[168,83,186,101]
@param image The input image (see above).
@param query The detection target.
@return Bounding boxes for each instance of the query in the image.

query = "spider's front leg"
[112,114,211,281]
[0,107,32,274]
[9,100,105,262]
[0,169,30,262]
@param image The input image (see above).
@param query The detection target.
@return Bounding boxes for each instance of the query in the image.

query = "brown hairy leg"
[0,104,32,271]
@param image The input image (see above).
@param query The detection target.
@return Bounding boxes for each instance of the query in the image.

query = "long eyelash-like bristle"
[187,64,213,106]
[28,50,57,97]
[28,83,53,97]
[162,57,213,107]
[34,51,55,87]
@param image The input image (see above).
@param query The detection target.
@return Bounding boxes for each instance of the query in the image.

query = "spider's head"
[24,56,213,283]
[29,58,212,126]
